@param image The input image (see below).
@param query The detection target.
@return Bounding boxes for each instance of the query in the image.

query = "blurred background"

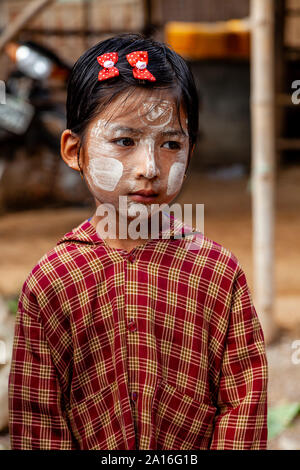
[0,0,299,450]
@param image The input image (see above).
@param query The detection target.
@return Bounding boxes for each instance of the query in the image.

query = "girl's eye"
[115,137,135,147]
[162,141,181,150]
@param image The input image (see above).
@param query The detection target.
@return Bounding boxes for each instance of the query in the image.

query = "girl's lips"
[129,191,159,204]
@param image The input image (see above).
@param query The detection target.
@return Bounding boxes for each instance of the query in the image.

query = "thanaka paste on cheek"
[88,157,123,191]
[166,161,186,195]
[86,119,124,192]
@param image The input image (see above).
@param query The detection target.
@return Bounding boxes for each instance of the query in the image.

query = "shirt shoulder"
[169,215,241,278]
[21,219,99,303]
[176,226,242,281]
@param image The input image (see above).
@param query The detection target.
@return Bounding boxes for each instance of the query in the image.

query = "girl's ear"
[60,129,81,172]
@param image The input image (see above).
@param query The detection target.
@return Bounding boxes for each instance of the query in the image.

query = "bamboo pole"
[250,0,278,343]
[0,0,56,54]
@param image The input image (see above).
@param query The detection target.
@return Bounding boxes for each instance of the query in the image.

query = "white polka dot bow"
[126,51,156,82]
[97,52,119,81]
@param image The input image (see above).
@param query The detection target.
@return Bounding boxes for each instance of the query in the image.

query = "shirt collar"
[57,212,197,247]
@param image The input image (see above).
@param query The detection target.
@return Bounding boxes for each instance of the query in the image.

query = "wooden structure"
[0,0,55,53]
[250,0,278,343]
[0,0,146,64]
[2,0,298,343]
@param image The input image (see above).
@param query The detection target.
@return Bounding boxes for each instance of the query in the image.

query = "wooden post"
[0,0,56,54]
[82,0,92,51]
[250,0,278,343]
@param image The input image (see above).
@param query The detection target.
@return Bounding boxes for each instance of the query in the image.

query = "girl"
[8,33,268,450]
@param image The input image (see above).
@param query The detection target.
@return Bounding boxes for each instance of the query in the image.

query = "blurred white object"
[278,435,300,450]
[0,296,15,431]
[0,94,34,135]
[16,45,53,80]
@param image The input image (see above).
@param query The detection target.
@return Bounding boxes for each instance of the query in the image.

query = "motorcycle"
[0,40,87,210]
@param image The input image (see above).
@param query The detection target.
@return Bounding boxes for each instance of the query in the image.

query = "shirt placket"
[122,247,158,450]
[124,250,141,449]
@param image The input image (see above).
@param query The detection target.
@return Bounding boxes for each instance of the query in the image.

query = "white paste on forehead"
[166,162,185,196]
[138,99,173,128]
[90,118,106,138]
[87,157,123,191]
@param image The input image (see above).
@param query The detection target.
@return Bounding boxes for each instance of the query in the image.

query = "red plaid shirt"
[8,217,268,450]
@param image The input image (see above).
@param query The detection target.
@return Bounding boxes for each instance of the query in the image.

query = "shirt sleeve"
[209,266,268,450]
[8,281,78,450]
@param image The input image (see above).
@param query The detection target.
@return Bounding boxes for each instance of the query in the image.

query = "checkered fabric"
[8,217,268,450]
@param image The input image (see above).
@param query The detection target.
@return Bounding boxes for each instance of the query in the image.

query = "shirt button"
[128,319,137,332]
[131,391,138,402]
[127,253,136,263]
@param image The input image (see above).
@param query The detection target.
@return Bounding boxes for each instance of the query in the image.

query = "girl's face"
[81,88,190,218]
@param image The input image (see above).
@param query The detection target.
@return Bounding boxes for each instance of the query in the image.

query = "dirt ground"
[0,165,299,449]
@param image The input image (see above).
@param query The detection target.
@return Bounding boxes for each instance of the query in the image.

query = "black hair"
[66,33,199,159]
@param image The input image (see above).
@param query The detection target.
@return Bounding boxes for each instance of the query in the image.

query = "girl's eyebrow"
[161,129,188,138]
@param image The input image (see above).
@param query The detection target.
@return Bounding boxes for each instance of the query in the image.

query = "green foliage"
[268,402,300,439]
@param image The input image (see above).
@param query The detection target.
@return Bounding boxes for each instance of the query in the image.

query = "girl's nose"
[136,141,160,179]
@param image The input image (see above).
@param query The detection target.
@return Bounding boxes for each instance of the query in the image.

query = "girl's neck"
[89,211,154,253]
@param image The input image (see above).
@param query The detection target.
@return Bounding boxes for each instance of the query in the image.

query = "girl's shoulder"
[171,215,242,278]
[21,218,102,298]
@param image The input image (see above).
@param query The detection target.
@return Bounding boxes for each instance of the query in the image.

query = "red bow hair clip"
[126,51,156,82]
[97,52,119,81]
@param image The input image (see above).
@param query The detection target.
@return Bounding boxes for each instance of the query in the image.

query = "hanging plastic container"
[165,18,250,60]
